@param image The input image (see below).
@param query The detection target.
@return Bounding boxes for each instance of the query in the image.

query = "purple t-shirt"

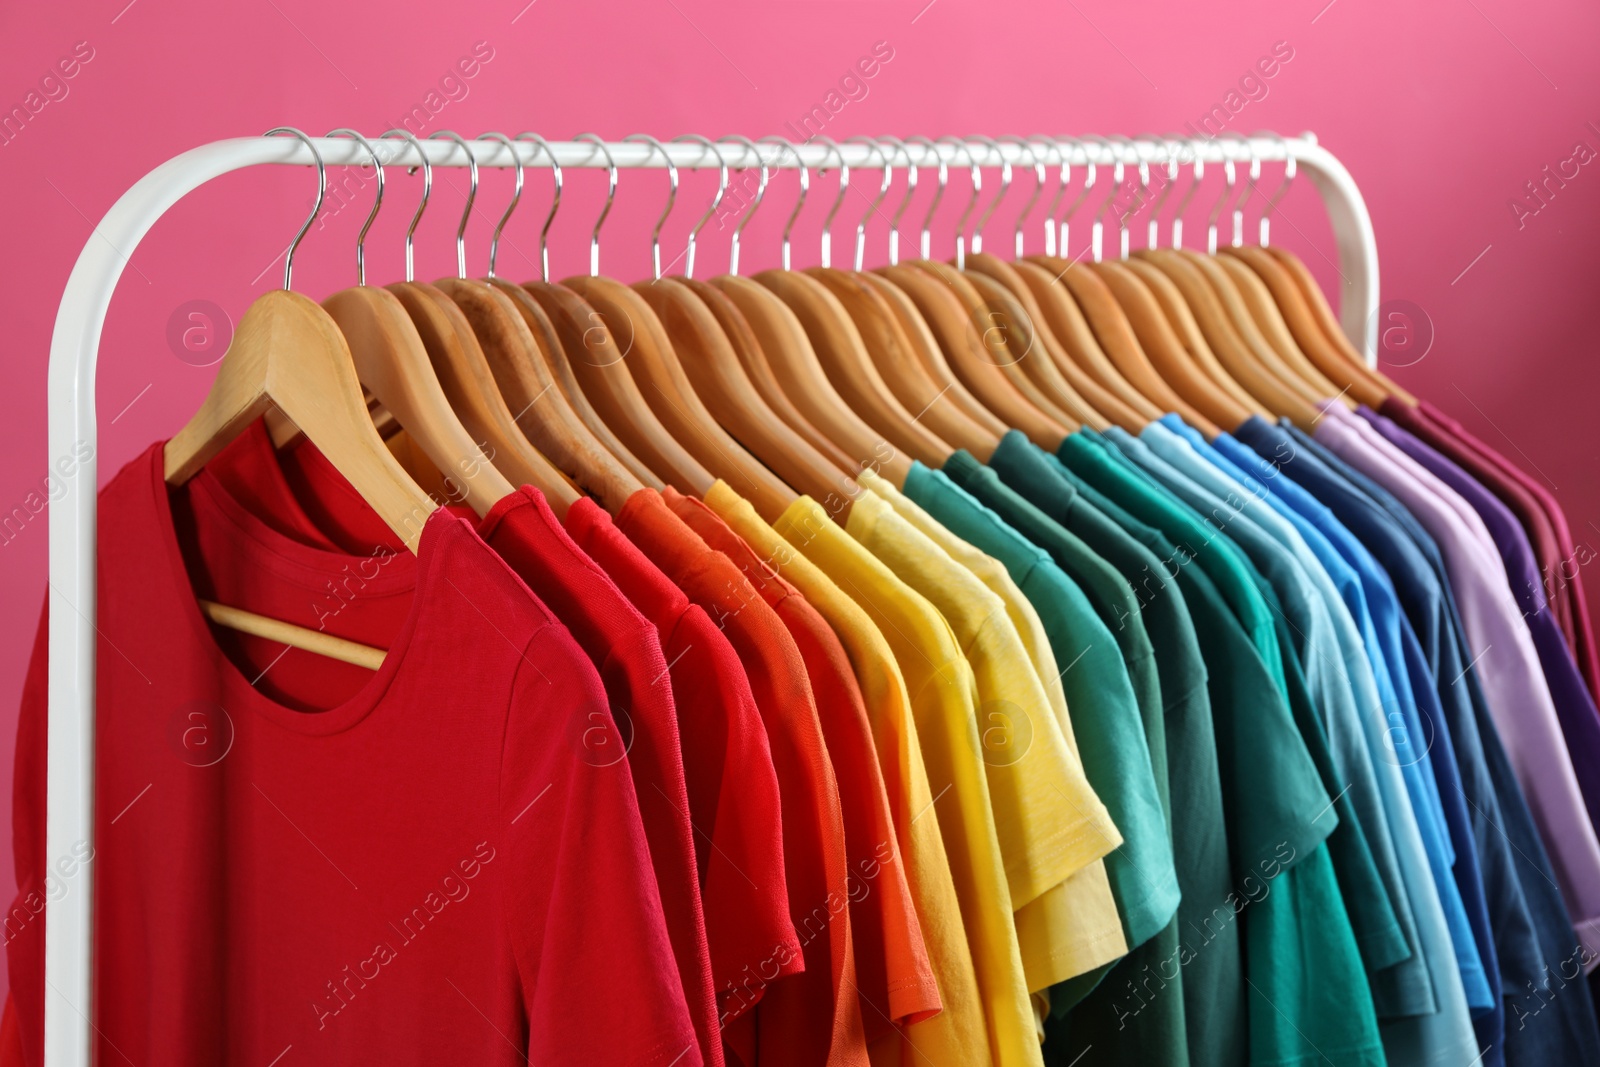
[1315,402,1600,966]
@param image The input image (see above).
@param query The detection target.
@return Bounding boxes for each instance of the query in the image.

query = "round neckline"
[149,446,439,736]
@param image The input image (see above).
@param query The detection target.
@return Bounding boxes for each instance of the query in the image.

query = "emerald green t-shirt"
[992,435,1239,1067]
[902,463,1178,946]
[1057,432,1385,1067]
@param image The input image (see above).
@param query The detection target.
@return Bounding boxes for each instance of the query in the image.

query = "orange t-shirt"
[620,489,869,1067]
[665,488,941,1038]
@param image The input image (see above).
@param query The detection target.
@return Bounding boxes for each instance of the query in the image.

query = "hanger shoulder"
[952,267,1087,436]
[713,274,912,486]
[166,288,437,551]
[808,267,1001,458]
[1024,259,1165,422]
[522,280,713,495]
[1213,254,1346,402]
[1267,247,1417,404]
[755,268,953,468]
[1009,257,1145,430]
[1093,261,1240,432]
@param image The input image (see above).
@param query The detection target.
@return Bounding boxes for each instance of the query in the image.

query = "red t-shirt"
[618,490,869,1067]
[8,444,697,1066]
[208,422,724,1067]
[563,498,800,1028]
[662,489,940,1038]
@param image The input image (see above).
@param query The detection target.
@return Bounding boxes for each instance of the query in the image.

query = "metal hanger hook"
[941,136,979,269]
[675,135,728,279]
[877,135,918,266]
[846,136,891,271]
[1034,136,1070,256]
[967,135,1013,259]
[479,133,522,280]
[1205,137,1240,254]
[907,135,946,260]
[763,135,808,270]
[325,128,384,286]
[264,127,326,292]
[720,135,769,276]
[1056,138,1098,261]
[1255,130,1297,247]
[622,135,678,281]
[1140,133,1182,250]
[1109,135,1150,260]
[515,133,562,280]
[574,133,617,277]
[1218,131,1260,248]
[814,136,848,269]
[380,128,430,283]
[1081,136,1122,263]
[1169,136,1206,250]
[999,137,1046,259]
[429,131,478,279]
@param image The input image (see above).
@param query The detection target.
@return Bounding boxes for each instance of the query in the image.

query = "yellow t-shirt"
[705,483,990,1067]
[844,487,1127,993]
[774,495,1041,1067]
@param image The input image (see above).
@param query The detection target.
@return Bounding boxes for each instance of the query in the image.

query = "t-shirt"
[7,444,700,1066]
[843,489,1128,992]
[1057,431,1387,1067]
[1316,404,1600,963]
[703,483,991,1067]
[773,494,1044,1067]
[209,421,736,1064]
[562,498,796,1031]
[987,432,1236,1067]
[619,489,869,1067]
[664,487,941,1041]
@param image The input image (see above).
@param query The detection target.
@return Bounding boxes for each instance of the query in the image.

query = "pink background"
[3,0,1599,1000]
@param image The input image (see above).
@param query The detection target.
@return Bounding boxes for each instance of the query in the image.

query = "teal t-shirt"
[988,430,1238,1067]
[1058,431,1386,1067]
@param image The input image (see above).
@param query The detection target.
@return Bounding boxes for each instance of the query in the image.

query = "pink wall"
[3,0,1599,996]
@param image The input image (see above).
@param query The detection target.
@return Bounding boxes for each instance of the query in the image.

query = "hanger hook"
[1168,136,1205,250]
[516,133,562,280]
[1205,137,1240,254]
[1108,135,1149,260]
[907,135,946,261]
[380,128,430,283]
[878,135,918,266]
[574,133,617,277]
[1078,136,1121,263]
[938,137,979,269]
[1139,134,1180,250]
[762,135,808,270]
[675,135,728,279]
[966,135,1012,259]
[325,128,384,286]
[263,127,325,292]
[1255,130,1298,247]
[478,133,522,281]
[429,131,477,278]
[1056,138,1097,262]
[720,135,769,276]
[997,137,1045,259]
[845,136,891,271]
[1035,137,1069,256]
[1218,131,1260,249]
[813,136,848,269]
[622,135,678,281]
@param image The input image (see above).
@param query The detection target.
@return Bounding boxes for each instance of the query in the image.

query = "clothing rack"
[42,130,1376,1066]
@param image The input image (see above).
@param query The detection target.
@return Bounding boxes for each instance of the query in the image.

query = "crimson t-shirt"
[8,444,697,1065]
[618,489,869,1067]
[662,489,941,1037]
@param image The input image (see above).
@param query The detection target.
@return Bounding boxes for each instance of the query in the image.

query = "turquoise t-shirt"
[1058,431,1386,1067]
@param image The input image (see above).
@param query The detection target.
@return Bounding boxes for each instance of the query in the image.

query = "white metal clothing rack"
[43,131,1375,1065]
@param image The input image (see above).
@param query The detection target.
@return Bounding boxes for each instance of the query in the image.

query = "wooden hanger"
[756,267,953,467]
[489,279,664,490]
[1213,254,1348,403]
[1094,260,1248,430]
[808,266,1001,459]
[1120,257,1269,418]
[568,273,795,516]
[637,276,859,518]
[523,280,715,495]
[713,274,913,486]
[1137,249,1323,425]
[438,277,642,512]
[1267,246,1417,404]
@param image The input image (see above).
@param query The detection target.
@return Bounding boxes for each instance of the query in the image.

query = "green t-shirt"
[991,434,1237,1067]
[1057,432,1385,1067]
[903,463,1178,952]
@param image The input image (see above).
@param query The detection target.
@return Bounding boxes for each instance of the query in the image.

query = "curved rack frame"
[43,131,1374,1065]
